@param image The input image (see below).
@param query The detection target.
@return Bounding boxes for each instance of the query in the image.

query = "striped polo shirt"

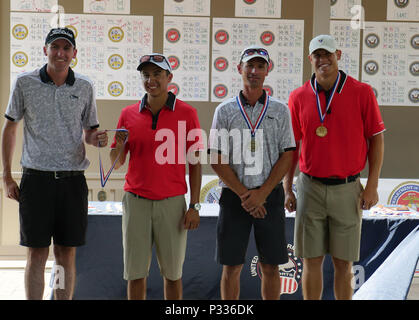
[5,64,99,171]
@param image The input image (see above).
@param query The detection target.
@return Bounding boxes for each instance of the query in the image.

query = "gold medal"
[250,137,256,152]
[316,125,328,137]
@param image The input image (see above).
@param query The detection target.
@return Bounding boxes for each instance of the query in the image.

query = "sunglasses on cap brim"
[241,48,269,61]
[139,54,169,65]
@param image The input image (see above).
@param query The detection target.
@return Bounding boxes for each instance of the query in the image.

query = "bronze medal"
[316,125,328,137]
[98,190,107,202]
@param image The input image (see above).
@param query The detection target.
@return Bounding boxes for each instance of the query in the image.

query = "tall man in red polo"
[284,35,385,300]
[110,53,203,300]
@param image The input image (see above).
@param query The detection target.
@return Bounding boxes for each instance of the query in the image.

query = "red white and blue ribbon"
[99,129,128,188]
[236,93,270,137]
[314,72,341,124]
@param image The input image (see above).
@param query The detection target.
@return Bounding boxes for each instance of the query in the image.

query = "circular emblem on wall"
[12,24,28,40]
[214,30,229,45]
[12,51,28,67]
[108,54,124,70]
[214,57,229,72]
[408,88,419,103]
[166,28,181,43]
[409,61,419,76]
[260,31,275,46]
[268,59,274,73]
[199,179,222,203]
[174,0,184,2]
[65,25,78,39]
[388,181,419,211]
[331,0,338,5]
[108,26,124,42]
[168,83,179,95]
[168,55,180,70]
[70,57,78,69]
[364,60,379,75]
[263,85,273,96]
[411,34,419,49]
[250,244,303,295]
[243,0,257,4]
[108,81,124,97]
[213,84,228,99]
[365,33,380,49]
[394,0,409,8]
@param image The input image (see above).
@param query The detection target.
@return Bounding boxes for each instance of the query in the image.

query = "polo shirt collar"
[238,90,266,107]
[39,64,75,86]
[310,70,347,94]
[139,91,177,112]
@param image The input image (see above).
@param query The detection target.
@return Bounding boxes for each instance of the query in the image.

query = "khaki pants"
[122,192,187,281]
[294,173,363,262]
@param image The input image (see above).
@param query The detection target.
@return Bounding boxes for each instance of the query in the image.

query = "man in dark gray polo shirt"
[1,28,108,300]
[209,46,295,300]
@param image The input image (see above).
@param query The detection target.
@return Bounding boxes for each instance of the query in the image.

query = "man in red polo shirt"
[284,35,385,300]
[110,53,203,300]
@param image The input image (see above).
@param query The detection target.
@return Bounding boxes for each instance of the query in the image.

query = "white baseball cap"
[239,45,270,64]
[309,35,337,55]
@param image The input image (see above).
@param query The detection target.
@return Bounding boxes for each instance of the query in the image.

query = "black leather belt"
[23,167,84,179]
[128,191,144,199]
[304,172,360,185]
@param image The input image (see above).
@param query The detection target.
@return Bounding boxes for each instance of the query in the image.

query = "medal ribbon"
[314,72,341,125]
[236,93,270,137]
[99,129,128,188]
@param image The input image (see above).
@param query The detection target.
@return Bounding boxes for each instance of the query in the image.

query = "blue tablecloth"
[73,202,419,300]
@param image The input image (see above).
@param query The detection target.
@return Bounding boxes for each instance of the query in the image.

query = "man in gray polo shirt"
[1,28,108,300]
[209,46,295,300]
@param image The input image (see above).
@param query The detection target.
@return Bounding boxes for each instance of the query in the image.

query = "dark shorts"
[216,186,288,266]
[19,169,88,248]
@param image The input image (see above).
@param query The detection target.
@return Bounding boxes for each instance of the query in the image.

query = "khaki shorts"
[122,192,187,281]
[294,172,363,262]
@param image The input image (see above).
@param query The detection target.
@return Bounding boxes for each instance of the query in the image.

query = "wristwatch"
[189,203,201,211]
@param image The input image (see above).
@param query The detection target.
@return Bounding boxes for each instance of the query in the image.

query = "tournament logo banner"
[250,244,303,295]
[388,181,419,211]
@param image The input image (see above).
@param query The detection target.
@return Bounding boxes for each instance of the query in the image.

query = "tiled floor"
[0,261,53,300]
[0,260,418,300]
